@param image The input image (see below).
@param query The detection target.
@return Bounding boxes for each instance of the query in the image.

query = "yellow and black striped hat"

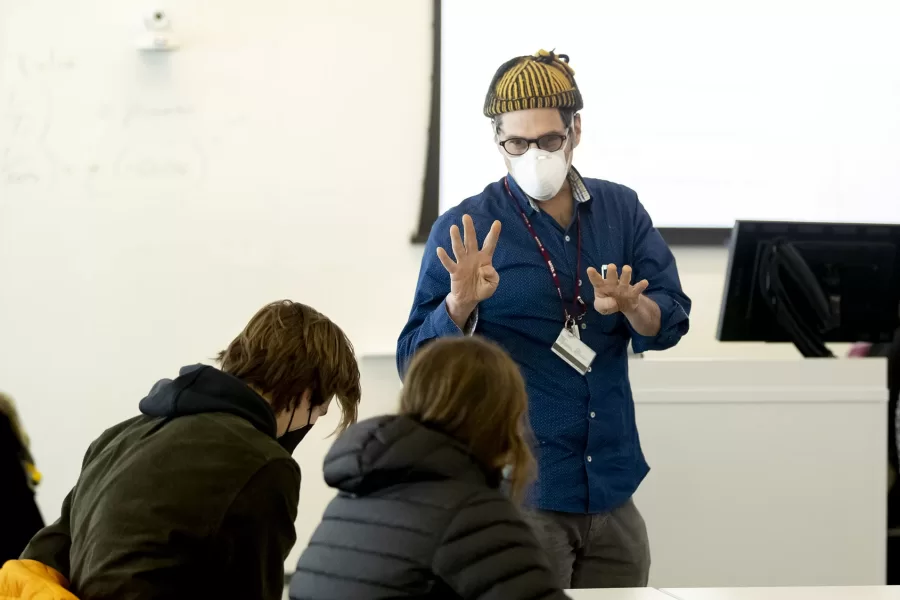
[484,49,583,118]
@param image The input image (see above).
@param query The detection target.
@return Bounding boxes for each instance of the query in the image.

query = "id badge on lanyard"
[504,178,596,376]
[552,326,596,376]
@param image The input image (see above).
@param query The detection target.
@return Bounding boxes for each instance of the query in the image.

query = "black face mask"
[278,404,313,454]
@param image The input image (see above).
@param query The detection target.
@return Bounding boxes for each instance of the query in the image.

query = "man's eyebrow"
[501,129,567,138]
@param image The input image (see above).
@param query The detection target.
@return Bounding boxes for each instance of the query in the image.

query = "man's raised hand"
[586,264,649,316]
[437,215,502,325]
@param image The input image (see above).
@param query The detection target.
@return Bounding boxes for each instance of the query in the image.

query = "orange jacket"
[0,560,78,600]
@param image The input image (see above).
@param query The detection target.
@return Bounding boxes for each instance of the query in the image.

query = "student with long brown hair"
[289,336,568,599]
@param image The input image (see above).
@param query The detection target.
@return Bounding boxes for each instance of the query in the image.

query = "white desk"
[565,589,674,600]
[662,587,900,600]
[630,358,886,587]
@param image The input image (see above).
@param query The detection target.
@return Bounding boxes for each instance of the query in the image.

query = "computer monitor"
[717,220,900,357]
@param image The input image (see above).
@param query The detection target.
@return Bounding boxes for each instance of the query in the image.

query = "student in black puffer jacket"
[289,336,568,600]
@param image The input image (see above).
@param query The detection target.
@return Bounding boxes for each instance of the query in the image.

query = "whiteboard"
[0,0,431,362]
[440,0,900,228]
[0,0,433,566]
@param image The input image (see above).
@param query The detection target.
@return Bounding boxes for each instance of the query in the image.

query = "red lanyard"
[504,177,586,329]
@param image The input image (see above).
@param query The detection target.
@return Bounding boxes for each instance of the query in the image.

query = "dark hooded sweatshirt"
[288,415,567,600]
[22,365,300,600]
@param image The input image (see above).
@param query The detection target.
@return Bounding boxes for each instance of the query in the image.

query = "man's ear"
[573,113,582,149]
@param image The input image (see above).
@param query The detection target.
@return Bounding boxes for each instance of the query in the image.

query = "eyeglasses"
[499,133,568,157]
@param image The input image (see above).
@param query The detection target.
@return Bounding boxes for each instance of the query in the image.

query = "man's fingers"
[436,247,457,274]
[462,214,478,254]
[481,220,502,257]
[449,224,465,260]
[632,279,650,295]
[586,266,607,289]
[620,265,633,286]
[606,264,620,286]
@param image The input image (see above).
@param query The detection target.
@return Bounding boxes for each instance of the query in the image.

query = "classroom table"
[565,589,674,599]
[662,587,900,600]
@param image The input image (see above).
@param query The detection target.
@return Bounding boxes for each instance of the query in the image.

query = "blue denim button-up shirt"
[397,170,691,514]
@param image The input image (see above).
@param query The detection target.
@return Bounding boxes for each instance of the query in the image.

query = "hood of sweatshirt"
[138,364,277,438]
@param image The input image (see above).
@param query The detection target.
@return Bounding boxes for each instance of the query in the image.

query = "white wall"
[1,0,850,574]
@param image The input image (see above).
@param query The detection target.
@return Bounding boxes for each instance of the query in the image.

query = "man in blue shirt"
[397,49,691,589]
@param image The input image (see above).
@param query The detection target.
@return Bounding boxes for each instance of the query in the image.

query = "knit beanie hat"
[483,49,584,118]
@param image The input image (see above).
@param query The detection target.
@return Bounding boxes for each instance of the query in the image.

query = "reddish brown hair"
[218,300,361,432]
[399,336,535,501]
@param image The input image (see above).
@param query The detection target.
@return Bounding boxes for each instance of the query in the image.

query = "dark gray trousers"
[523,498,651,589]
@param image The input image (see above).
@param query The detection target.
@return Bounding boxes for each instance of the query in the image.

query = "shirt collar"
[568,167,591,204]
[507,167,592,213]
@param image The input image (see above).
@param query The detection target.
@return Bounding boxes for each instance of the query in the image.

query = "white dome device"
[136,9,179,51]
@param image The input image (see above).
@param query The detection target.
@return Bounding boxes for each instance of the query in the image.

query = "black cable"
[758,241,834,358]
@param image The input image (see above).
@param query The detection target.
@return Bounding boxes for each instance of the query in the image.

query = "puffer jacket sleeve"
[0,559,79,600]
[432,490,569,600]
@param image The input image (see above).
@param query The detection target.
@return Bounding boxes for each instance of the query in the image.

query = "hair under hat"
[483,49,584,118]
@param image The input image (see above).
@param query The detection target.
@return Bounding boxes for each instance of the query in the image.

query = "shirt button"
[590,411,596,418]
[587,367,592,373]
[586,455,592,462]
[581,322,587,330]
[565,235,571,242]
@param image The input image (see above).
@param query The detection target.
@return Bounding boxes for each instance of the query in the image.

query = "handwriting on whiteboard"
[4,171,41,185]
[120,158,190,178]
[17,52,76,79]
[1,73,241,193]
[0,145,50,186]
[122,105,195,127]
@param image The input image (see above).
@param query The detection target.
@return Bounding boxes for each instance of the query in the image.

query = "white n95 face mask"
[508,147,571,202]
